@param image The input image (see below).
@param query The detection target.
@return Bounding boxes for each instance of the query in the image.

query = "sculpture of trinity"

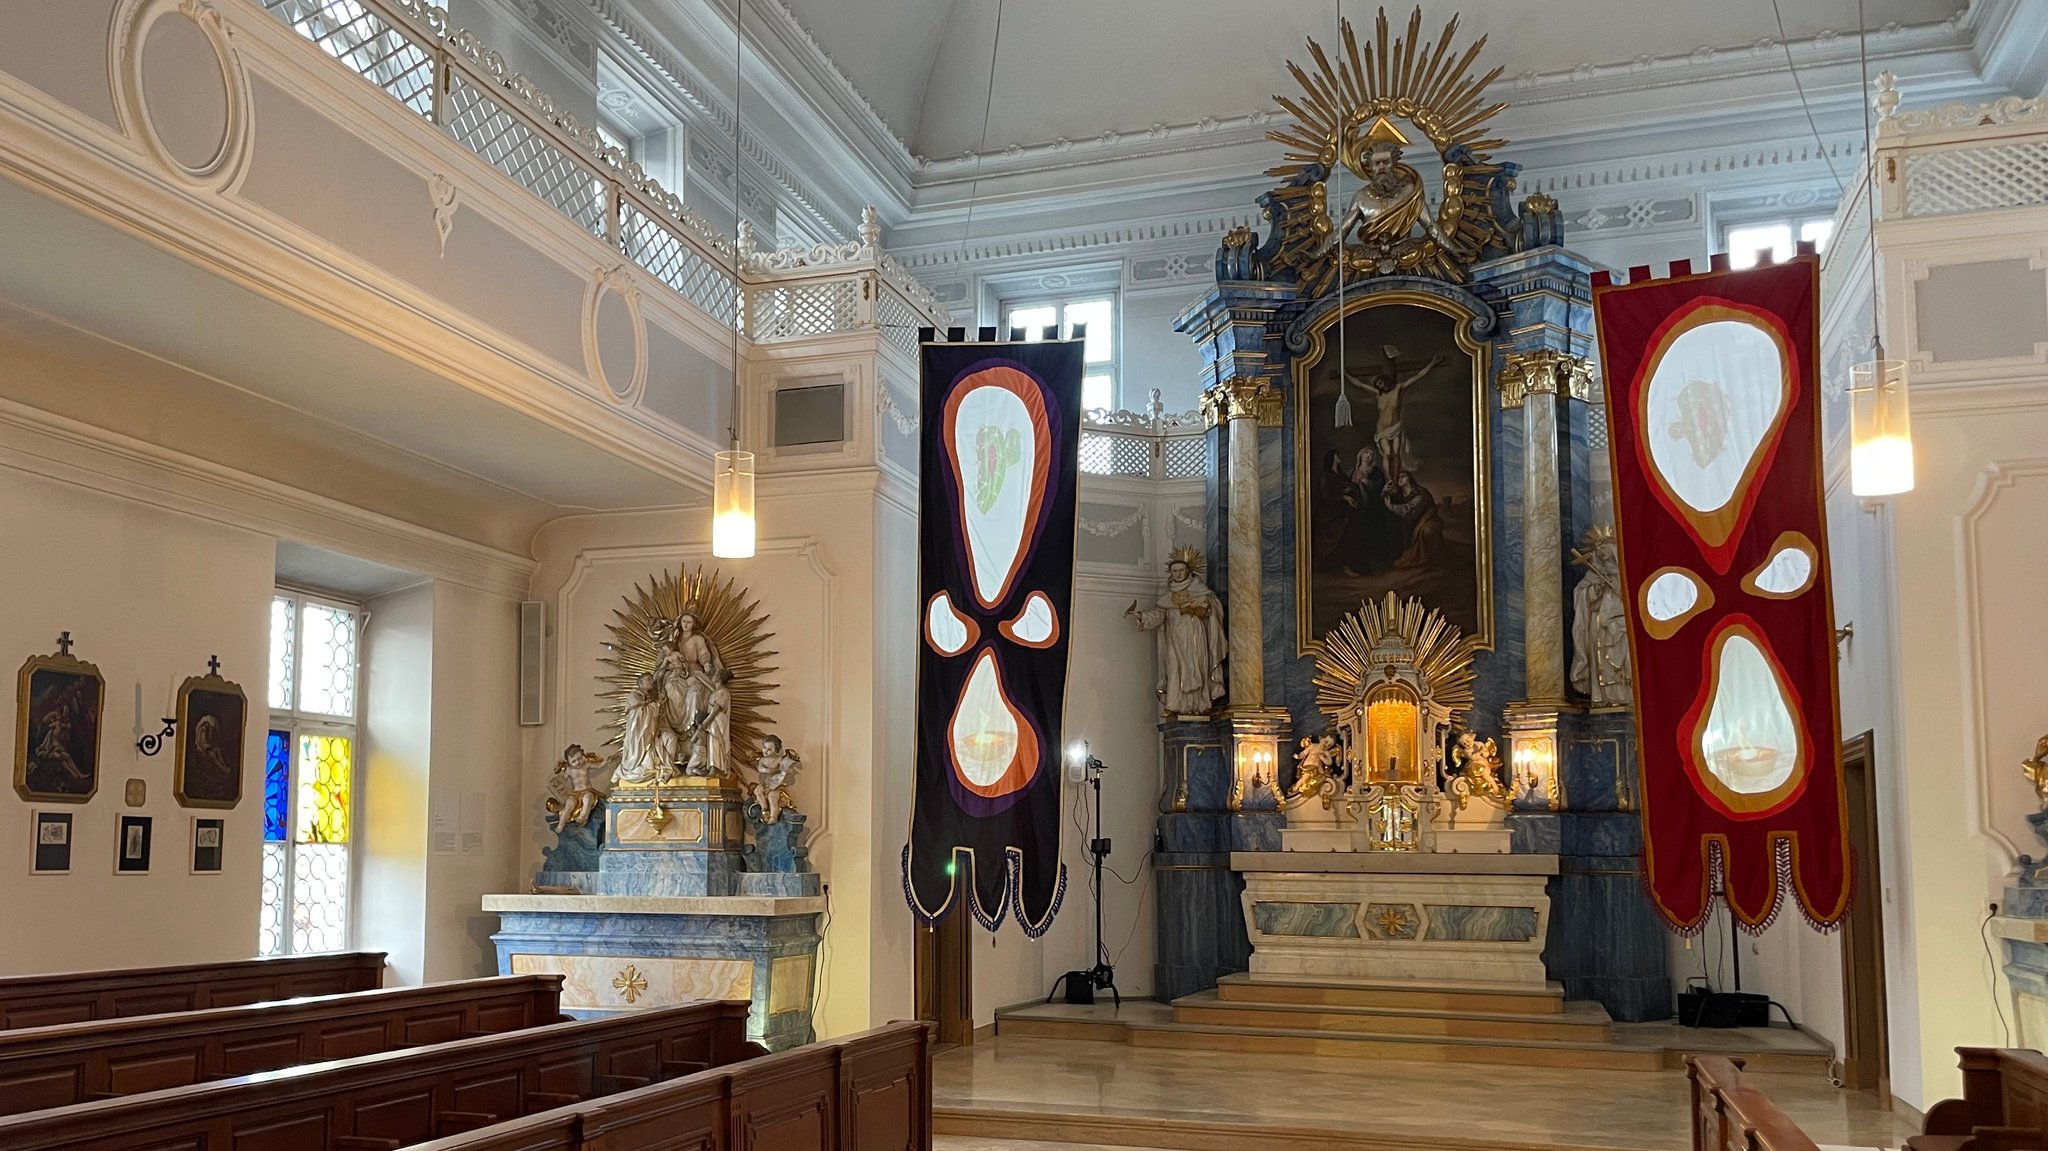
[1127,547,1226,716]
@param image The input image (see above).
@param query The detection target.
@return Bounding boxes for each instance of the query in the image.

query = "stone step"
[995,1008,1666,1071]
[1170,989,1614,1041]
[1212,971,1566,1015]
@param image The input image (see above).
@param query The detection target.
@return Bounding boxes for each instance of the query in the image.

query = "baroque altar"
[1158,9,1669,1020]
[482,568,824,1051]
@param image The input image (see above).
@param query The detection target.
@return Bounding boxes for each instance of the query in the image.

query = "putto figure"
[749,735,802,824]
[548,744,606,827]
[1126,545,1227,716]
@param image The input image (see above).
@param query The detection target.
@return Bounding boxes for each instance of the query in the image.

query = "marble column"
[1225,404,1265,707]
[1520,387,1566,699]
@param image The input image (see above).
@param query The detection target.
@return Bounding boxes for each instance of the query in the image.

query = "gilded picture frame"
[1291,291,1493,654]
[14,650,105,803]
[174,672,247,809]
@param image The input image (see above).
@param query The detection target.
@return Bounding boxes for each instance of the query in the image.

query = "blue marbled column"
[1154,718,1253,1000]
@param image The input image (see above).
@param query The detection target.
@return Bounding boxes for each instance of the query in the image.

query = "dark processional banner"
[904,339,1082,935]
[1592,255,1851,933]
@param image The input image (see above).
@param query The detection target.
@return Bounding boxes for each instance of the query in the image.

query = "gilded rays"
[598,566,778,777]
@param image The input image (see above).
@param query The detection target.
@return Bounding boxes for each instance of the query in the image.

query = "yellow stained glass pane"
[295,734,352,845]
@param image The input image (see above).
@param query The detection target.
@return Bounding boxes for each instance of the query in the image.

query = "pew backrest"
[0,953,386,1029]
[0,974,563,1115]
[400,1021,933,1151]
[1688,1055,1747,1151]
[0,999,754,1151]
[1918,1047,2048,1146]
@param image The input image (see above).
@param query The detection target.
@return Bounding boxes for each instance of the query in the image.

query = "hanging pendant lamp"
[712,0,756,558]
[1844,1,1914,498]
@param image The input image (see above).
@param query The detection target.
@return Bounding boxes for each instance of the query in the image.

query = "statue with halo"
[1126,544,1227,717]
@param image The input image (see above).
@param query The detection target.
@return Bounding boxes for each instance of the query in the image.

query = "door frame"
[1839,730,1891,1096]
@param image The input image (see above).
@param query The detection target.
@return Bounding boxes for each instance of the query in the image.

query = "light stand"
[1047,743,1120,1008]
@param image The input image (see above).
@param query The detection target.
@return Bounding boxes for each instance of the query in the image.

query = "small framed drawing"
[115,814,152,875]
[31,811,72,875]
[190,817,224,874]
[174,668,246,809]
[15,643,105,803]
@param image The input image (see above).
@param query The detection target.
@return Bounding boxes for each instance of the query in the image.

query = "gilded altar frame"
[1290,291,1493,655]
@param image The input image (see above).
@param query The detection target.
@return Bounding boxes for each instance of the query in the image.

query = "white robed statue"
[616,608,729,786]
[1126,545,1227,717]
[1569,526,1632,707]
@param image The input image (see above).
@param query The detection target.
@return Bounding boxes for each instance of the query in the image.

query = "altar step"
[1212,971,1565,1015]
[1171,989,1615,1043]
[993,995,1833,1073]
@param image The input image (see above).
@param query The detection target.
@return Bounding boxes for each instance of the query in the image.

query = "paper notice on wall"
[460,790,486,856]
[430,791,457,856]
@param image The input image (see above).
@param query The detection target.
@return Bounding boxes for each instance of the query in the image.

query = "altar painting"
[1296,299,1489,648]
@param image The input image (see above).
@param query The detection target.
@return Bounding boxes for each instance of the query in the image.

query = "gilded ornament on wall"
[1265,9,1512,289]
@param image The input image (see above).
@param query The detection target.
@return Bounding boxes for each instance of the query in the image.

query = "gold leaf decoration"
[1312,590,1476,725]
[598,566,778,779]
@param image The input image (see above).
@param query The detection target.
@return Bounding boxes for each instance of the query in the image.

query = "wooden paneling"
[402,1022,932,1151]
[0,953,385,1029]
[0,1001,754,1151]
[0,975,560,1115]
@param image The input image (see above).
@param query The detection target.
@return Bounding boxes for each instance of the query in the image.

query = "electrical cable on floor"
[1982,906,2014,1045]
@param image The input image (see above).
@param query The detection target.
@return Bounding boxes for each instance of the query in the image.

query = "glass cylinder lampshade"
[1848,360,1914,497]
[711,449,756,558]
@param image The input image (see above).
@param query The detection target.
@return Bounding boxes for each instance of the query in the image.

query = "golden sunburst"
[1266,7,1509,289]
[598,566,778,779]
[1312,591,1477,723]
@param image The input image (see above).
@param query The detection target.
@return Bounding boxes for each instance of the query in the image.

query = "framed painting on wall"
[31,811,71,875]
[115,814,152,875]
[174,670,246,809]
[190,817,224,874]
[14,643,105,803]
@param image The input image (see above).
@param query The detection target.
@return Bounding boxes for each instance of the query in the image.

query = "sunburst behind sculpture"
[598,566,778,777]
[1312,591,1476,723]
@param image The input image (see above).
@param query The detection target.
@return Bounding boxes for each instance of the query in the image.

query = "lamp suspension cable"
[1846,0,1914,497]
[713,0,757,557]
[960,0,1005,270]
[1768,0,1846,195]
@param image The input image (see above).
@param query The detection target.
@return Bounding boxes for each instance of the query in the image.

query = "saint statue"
[615,672,666,786]
[688,667,734,776]
[1569,527,1633,707]
[1126,546,1227,717]
[1335,118,1440,251]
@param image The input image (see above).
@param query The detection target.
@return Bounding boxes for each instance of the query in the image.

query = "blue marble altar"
[1993,810,2048,1045]
[483,785,824,1050]
[1164,153,1672,1020]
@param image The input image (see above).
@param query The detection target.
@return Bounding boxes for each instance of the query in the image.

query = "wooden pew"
[400,1021,932,1151]
[0,974,565,1116]
[1910,1047,2048,1151]
[1687,1055,1822,1151]
[0,953,386,1029]
[0,999,755,1150]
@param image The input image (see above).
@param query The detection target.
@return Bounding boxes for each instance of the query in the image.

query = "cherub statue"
[547,744,606,827]
[749,734,802,824]
[2025,735,2048,811]
[1287,734,1344,810]
[1446,731,1507,812]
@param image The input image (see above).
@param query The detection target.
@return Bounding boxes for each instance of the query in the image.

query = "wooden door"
[1839,731,1891,1095]
[914,910,974,1047]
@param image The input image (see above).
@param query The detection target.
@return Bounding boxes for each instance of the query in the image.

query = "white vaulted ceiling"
[779,0,1961,159]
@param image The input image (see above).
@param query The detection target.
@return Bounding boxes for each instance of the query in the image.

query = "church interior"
[4,1,2048,1148]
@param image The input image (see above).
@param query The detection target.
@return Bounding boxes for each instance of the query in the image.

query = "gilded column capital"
[1499,349,1595,408]
[1203,375,1284,428]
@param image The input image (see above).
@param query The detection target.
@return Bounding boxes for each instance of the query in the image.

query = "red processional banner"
[1592,254,1850,933]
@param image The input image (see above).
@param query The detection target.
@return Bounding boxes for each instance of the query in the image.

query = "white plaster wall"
[972,579,1161,1022]
[0,469,270,973]
[359,581,434,985]
[1122,288,1207,414]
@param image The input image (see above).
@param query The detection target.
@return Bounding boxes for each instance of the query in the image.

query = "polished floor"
[932,1027,1913,1151]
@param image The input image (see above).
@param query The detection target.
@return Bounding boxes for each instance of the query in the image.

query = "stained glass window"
[263,587,361,957]
[295,734,352,845]
[263,731,290,843]
[268,596,295,710]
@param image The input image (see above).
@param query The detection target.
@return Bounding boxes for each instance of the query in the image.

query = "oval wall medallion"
[118,0,250,189]
[584,274,647,403]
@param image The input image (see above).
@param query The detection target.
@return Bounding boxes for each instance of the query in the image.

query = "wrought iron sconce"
[137,717,177,756]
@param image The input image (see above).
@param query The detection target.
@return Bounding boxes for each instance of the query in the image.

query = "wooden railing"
[1911,1047,2048,1150]
[1688,1056,1821,1151]
[0,974,562,1115]
[0,952,385,1030]
[403,1021,932,1151]
[0,999,753,1150]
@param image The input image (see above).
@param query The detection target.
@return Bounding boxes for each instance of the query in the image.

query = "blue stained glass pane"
[264,731,290,843]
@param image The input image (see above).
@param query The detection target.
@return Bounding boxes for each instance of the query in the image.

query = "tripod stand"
[1046,750,1120,1007]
